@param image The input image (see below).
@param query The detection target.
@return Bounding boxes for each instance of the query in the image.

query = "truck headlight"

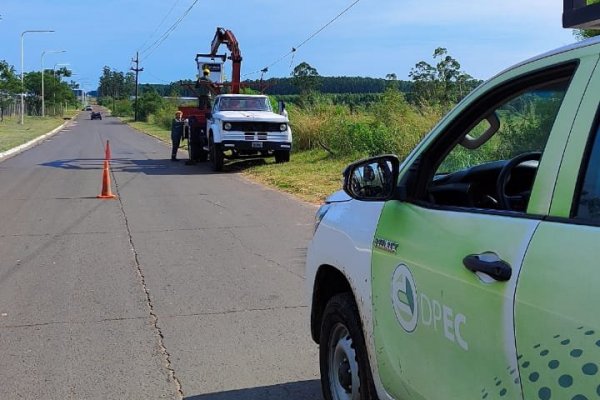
[279,123,287,132]
[224,122,232,130]
[314,203,331,234]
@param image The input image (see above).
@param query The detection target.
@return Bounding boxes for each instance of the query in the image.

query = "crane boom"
[210,27,242,94]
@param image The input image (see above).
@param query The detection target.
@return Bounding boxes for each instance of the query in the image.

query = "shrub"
[137,91,164,121]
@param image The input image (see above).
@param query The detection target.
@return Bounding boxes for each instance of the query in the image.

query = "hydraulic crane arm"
[210,27,242,94]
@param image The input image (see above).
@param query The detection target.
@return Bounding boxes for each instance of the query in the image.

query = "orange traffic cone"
[104,140,111,160]
[97,160,117,199]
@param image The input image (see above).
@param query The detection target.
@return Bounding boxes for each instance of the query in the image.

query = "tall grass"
[289,87,443,161]
[124,86,445,163]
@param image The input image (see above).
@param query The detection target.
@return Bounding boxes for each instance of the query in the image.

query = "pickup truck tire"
[274,150,290,163]
[320,293,378,400]
[211,142,224,172]
[188,139,208,162]
[188,128,208,162]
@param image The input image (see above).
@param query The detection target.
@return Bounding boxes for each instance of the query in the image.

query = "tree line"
[0,60,78,120]
[94,47,484,122]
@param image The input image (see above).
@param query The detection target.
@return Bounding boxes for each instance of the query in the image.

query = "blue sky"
[0,0,578,90]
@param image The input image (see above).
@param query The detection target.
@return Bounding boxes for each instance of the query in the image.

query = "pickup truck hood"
[216,111,288,122]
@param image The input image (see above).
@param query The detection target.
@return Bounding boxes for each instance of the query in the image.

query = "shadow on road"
[40,157,269,175]
[184,379,322,400]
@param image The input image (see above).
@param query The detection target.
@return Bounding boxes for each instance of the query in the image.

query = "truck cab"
[206,94,292,171]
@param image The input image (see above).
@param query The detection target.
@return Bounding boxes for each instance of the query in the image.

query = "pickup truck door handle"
[462,253,512,281]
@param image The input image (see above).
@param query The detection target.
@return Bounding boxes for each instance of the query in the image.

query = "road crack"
[113,171,184,400]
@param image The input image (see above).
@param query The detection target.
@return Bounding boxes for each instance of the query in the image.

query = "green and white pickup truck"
[307,37,600,400]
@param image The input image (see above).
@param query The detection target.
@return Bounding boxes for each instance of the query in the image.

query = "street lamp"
[77,81,93,107]
[52,63,71,114]
[70,80,85,107]
[20,29,54,124]
[53,62,70,79]
[41,49,66,117]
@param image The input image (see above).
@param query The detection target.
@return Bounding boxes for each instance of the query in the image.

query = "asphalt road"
[0,112,321,399]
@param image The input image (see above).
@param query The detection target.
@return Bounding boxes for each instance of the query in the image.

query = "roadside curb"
[0,118,73,162]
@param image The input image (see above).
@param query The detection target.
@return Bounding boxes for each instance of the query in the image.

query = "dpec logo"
[391,264,418,332]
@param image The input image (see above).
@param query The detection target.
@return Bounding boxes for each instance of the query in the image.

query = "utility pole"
[131,51,143,122]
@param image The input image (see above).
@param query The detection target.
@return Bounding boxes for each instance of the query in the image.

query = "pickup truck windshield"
[219,97,271,112]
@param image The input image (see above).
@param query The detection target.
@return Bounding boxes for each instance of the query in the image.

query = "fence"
[1,97,71,120]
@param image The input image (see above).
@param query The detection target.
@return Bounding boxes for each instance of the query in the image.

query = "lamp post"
[20,29,54,124]
[41,50,66,117]
[53,63,70,79]
[72,81,88,107]
[52,63,70,115]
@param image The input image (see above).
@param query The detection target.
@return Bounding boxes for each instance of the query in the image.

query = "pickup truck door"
[515,55,600,400]
[371,59,590,400]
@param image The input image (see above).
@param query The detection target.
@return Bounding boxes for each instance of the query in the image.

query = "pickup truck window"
[421,70,573,213]
[575,121,600,221]
[218,97,271,112]
[437,81,568,175]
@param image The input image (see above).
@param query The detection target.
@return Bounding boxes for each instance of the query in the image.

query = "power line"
[138,0,183,53]
[144,70,171,84]
[243,0,362,78]
[140,0,201,62]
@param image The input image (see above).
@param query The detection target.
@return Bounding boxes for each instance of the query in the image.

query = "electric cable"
[138,0,183,53]
[140,0,201,62]
[242,0,361,78]
[144,70,171,84]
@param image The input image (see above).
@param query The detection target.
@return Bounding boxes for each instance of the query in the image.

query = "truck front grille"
[229,122,282,132]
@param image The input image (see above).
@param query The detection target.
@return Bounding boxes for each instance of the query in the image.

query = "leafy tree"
[385,72,399,90]
[291,62,321,94]
[409,47,479,106]
[54,66,72,80]
[0,60,20,121]
[136,88,164,121]
[23,71,76,115]
[98,66,135,100]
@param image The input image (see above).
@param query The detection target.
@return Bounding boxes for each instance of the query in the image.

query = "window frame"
[402,62,579,218]
[571,105,600,224]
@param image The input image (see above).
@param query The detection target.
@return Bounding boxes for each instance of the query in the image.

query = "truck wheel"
[320,293,378,400]
[274,150,290,163]
[188,129,208,162]
[188,140,208,162]
[211,142,224,172]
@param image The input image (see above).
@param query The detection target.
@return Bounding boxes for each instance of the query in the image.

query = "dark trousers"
[198,95,211,110]
[171,133,182,159]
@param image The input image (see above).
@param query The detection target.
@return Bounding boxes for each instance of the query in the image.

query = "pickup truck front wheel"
[320,293,377,400]
[211,142,224,172]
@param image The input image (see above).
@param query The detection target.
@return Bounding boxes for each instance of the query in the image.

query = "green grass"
[126,119,171,141]
[242,149,356,204]
[0,114,76,152]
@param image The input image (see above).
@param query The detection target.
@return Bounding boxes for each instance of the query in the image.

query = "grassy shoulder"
[0,113,78,152]
[243,149,355,204]
[127,119,171,141]
[123,118,353,204]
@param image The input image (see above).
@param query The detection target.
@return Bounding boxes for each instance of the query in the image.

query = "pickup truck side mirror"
[205,112,212,120]
[278,100,287,116]
[343,155,400,201]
